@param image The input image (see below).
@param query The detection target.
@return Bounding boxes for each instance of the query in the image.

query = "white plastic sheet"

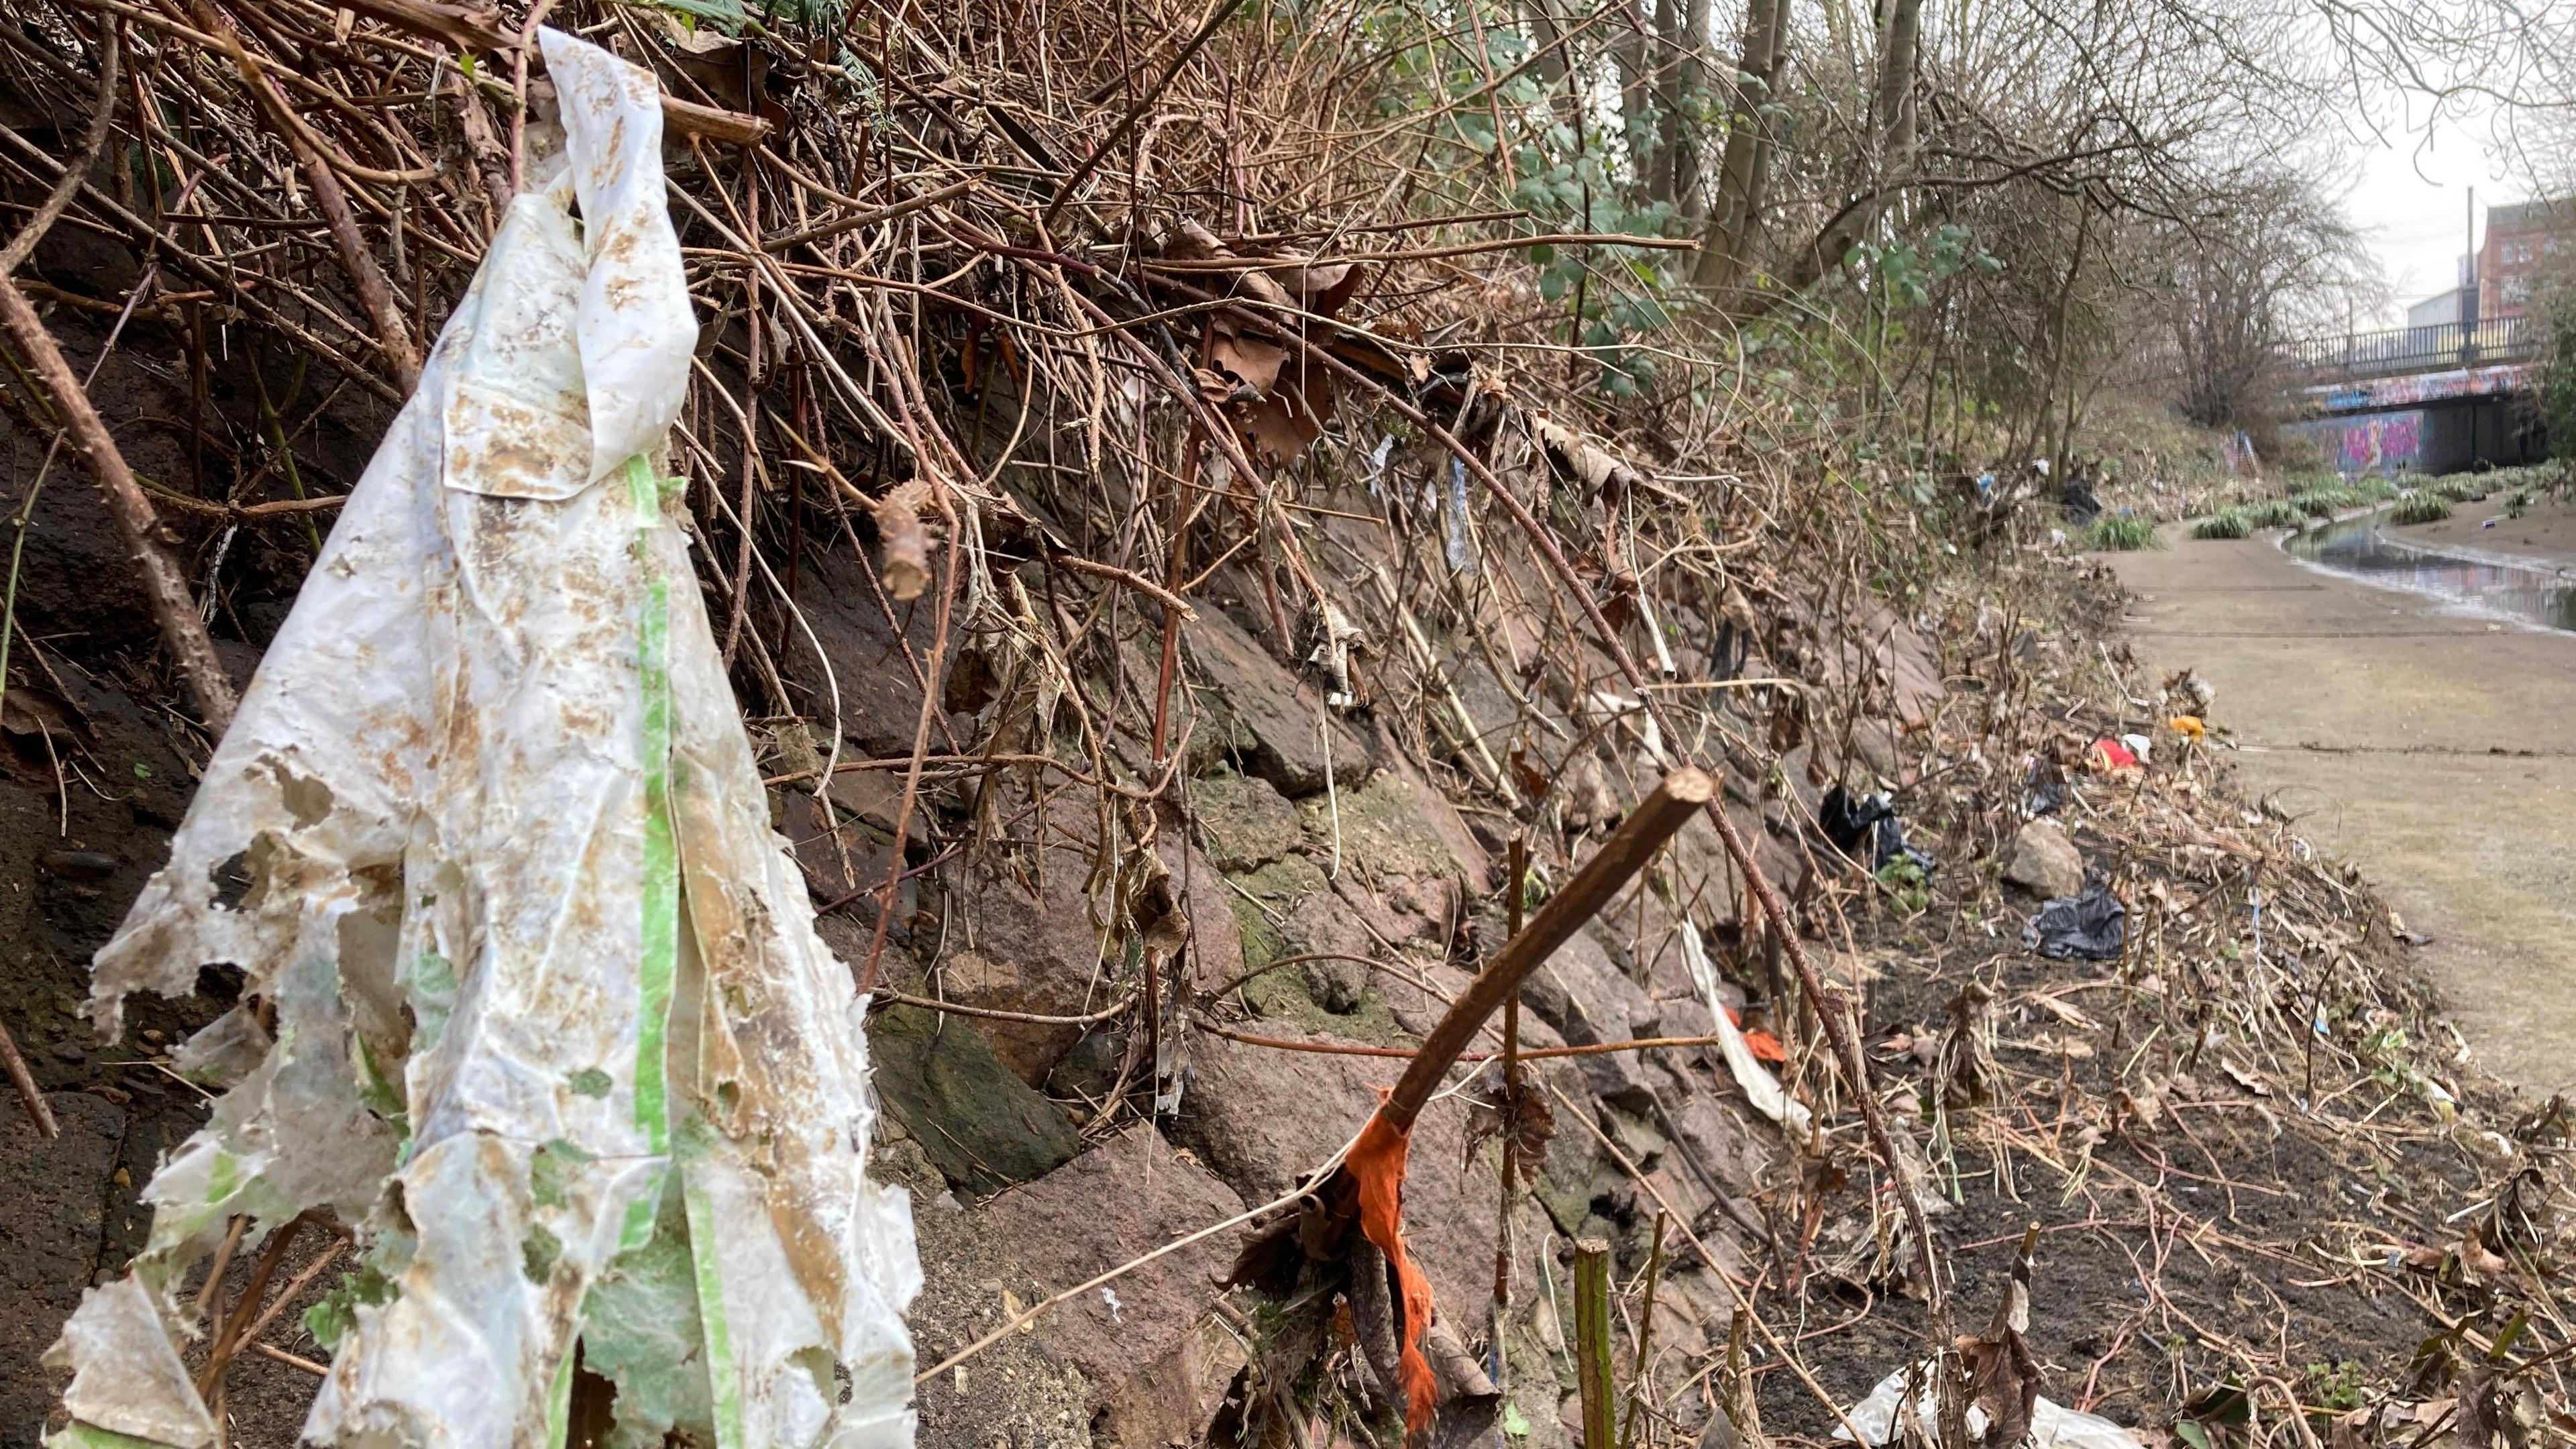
[1835,1366,2149,1449]
[47,30,917,1449]
[1680,920,1813,1133]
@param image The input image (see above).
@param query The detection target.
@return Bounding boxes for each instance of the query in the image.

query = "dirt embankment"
[7,439,2567,1449]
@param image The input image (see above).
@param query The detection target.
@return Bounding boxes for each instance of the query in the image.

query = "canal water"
[2282,508,2576,632]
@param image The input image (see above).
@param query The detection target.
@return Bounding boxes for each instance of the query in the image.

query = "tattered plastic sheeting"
[47,30,918,1449]
[1680,920,1812,1133]
[1833,1366,2147,1449]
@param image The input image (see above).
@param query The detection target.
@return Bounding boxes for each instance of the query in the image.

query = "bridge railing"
[2286,315,2535,378]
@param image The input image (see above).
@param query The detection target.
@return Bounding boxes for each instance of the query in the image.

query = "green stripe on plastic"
[44,1421,173,1449]
[624,454,679,1250]
[545,1340,576,1449]
[684,1174,745,1449]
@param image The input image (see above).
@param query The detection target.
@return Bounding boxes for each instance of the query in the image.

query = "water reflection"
[2282,508,2576,631]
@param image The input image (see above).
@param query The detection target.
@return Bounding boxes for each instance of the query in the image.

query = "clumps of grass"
[2345,475,2402,503]
[2508,489,2531,519]
[2290,487,2351,518]
[2431,476,2490,503]
[2086,515,2161,551]
[2388,493,2453,525]
[2482,462,2560,494]
[2241,498,2305,529]
[2192,510,2252,539]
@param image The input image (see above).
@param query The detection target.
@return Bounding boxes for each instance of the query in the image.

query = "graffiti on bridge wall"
[2306,363,2534,413]
[2287,411,2424,474]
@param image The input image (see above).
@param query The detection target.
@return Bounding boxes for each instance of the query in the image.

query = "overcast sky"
[2339,95,2523,326]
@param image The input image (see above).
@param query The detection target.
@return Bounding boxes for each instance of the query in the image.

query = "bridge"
[2282,316,2544,474]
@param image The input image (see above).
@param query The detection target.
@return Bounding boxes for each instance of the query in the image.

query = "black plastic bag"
[1819,786,1933,875]
[2022,883,2125,960]
[2021,760,2068,818]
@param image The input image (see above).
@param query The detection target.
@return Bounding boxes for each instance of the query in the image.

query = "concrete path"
[2109,521,2576,1095]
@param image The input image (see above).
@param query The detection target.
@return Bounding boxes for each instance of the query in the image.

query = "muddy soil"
[0,290,355,1446]
[1762,917,2486,1444]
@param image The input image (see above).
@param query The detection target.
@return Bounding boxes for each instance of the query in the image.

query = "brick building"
[2479,199,2570,320]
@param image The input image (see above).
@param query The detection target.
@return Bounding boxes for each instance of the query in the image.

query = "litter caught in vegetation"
[47,34,918,1449]
[2023,883,2128,961]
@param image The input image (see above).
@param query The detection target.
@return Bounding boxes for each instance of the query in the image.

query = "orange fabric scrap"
[1348,1107,1440,1436]
[1725,1006,1786,1063]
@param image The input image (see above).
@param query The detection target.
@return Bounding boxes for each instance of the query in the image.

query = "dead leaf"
[2218,1059,2271,1097]
[1210,324,1287,395]
[1962,1224,2042,1448]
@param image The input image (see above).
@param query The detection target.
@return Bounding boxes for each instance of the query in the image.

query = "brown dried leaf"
[1963,1226,2043,1449]
[1210,328,1287,395]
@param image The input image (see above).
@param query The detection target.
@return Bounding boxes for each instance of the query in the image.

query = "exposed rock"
[776,787,908,916]
[1520,930,1659,1113]
[1046,1027,1128,1110]
[1299,770,1470,879]
[1168,1024,1541,1313]
[786,542,965,758]
[1303,956,1367,1013]
[978,1124,1248,1440]
[1222,853,1407,1037]
[1648,1057,1775,1202]
[936,820,1112,1083]
[930,947,1102,1085]
[2003,817,2085,900]
[1293,768,1485,949]
[1091,1325,1249,1449]
[1183,604,1372,796]
[1189,771,1303,871]
[868,1004,1081,1195]
[938,797,1242,1083]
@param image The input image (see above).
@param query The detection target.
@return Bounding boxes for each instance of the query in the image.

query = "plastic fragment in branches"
[44,29,918,1449]
[1680,920,1811,1133]
[1835,1364,2147,1449]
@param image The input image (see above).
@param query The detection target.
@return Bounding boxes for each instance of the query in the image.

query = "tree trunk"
[1748,0,1921,303]
[1611,0,1655,195]
[1652,0,1708,211]
[1521,0,1571,98]
[1693,0,1789,292]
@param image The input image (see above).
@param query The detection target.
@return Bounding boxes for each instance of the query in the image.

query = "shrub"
[2388,494,2452,525]
[2193,510,2252,539]
[2086,515,2161,551]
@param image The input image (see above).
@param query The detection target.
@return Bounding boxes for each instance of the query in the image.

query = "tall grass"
[2086,515,2163,551]
[2388,494,2452,526]
[2241,499,2305,529]
[2192,511,2252,539]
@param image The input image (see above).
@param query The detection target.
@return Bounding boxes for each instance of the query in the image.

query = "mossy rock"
[1189,771,1303,871]
[1293,771,1466,880]
[867,1004,1081,1195]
